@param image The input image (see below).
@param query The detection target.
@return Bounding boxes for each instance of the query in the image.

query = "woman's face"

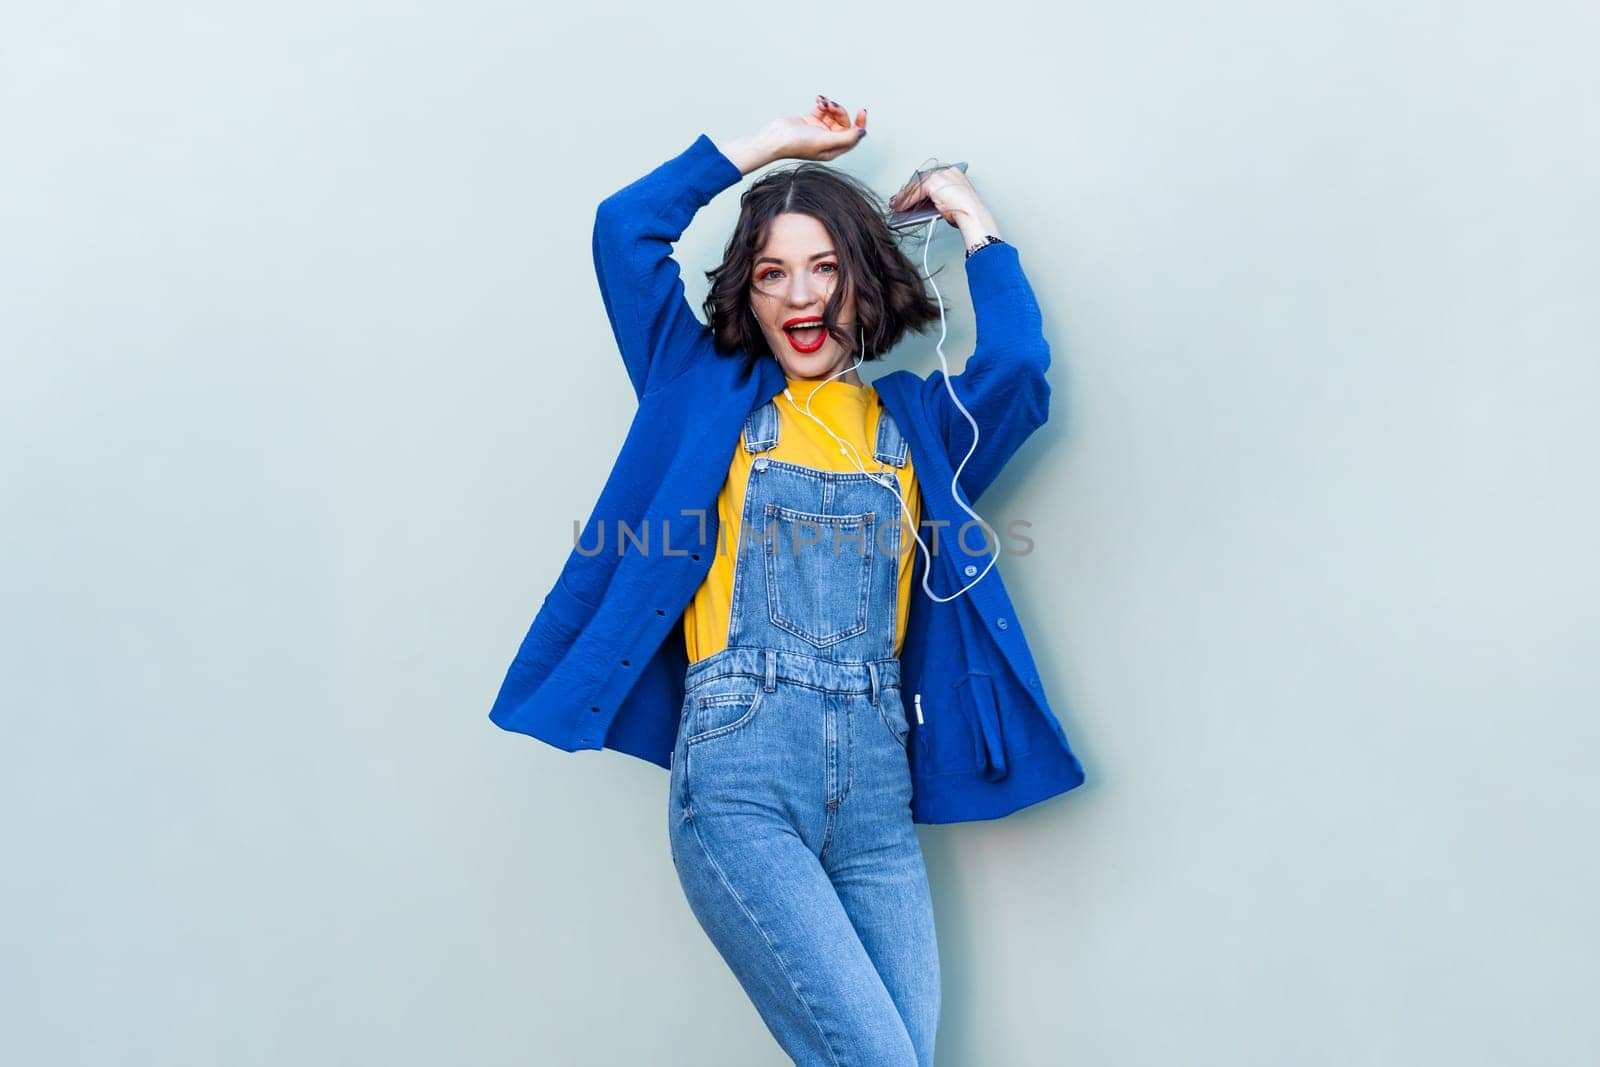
[748,212,862,383]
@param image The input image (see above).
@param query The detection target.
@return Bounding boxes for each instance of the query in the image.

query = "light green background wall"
[4,2,1596,1064]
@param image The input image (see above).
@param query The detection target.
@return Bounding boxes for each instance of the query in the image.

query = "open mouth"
[784,318,827,353]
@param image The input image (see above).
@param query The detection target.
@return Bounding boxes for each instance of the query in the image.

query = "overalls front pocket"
[685,684,767,746]
[761,503,876,649]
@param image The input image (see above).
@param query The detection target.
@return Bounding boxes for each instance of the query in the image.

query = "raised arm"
[591,98,869,400]
[925,242,1052,504]
[591,135,744,400]
[892,167,1051,502]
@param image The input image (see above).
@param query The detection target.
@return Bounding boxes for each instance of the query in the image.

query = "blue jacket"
[488,133,1086,823]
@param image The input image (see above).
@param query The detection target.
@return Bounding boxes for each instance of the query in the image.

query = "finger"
[892,177,923,209]
[821,97,858,132]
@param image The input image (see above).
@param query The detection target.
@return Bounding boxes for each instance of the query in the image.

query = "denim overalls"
[668,396,941,1066]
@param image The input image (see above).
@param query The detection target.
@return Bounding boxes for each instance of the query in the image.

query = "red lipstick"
[782,316,827,354]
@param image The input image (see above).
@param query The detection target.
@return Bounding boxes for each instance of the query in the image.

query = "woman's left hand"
[888,165,987,228]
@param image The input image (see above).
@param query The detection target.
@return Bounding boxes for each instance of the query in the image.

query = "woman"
[488,95,1086,1066]
[668,97,948,1067]
[666,96,1015,1067]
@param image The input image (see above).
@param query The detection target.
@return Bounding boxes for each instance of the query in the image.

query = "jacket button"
[963,564,977,577]
[996,617,1008,630]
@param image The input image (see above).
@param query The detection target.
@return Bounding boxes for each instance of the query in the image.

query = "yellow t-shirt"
[684,376,922,664]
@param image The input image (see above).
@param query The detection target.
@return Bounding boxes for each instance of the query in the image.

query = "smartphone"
[887,161,968,230]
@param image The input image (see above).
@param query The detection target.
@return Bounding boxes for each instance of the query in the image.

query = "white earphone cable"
[780,214,997,603]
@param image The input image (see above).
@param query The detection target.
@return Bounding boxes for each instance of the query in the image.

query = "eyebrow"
[754,250,836,267]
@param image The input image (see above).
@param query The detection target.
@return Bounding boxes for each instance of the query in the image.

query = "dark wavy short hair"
[701,162,950,363]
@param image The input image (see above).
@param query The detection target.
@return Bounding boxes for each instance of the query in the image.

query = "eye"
[757,268,782,282]
[818,263,837,275]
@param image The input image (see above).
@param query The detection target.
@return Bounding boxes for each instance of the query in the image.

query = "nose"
[783,272,831,308]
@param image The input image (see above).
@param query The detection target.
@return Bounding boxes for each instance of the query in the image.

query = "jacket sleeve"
[591,133,745,400]
[918,240,1053,504]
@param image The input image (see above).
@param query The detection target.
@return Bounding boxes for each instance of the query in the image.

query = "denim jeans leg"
[670,779,918,1066]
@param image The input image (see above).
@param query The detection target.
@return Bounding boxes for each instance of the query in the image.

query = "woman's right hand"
[766,95,868,161]
[715,97,867,175]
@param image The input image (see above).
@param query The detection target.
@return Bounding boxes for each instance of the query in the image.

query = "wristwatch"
[964,234,1005,258]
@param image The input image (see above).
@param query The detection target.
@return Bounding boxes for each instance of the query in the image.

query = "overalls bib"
[667,397,941,1067]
